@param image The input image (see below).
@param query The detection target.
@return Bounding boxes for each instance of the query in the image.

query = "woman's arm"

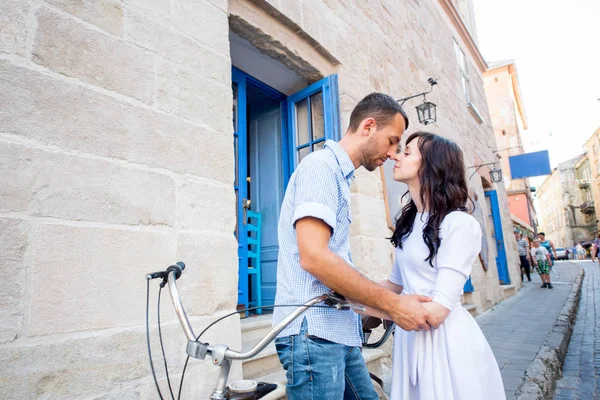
[429,213,482,328]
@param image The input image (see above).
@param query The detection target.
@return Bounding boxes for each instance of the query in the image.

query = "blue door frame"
[233,67,341,311]
[232,67,288,310]
[485,190,511,284]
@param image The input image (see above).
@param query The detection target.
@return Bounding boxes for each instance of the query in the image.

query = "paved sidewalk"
[554,261,600,399]
[477,262,581,399]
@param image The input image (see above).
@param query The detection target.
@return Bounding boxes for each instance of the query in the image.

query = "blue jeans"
[274,318,378,400]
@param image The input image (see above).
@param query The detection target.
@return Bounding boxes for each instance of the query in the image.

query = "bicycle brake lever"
[324,292,352,310]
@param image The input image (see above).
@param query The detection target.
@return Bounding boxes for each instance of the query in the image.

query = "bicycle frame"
[165,270,330,399]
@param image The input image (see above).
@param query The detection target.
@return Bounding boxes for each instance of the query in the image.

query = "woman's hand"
[422,301,451,329]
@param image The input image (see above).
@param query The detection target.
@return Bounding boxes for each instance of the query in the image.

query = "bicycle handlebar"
[149,262,392,399]
[164,269,336,361]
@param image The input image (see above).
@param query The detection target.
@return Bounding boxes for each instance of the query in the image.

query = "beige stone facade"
[583,127,600,232]
[537,154,596,247]
[1,0,521,397]
[483,60,537,237]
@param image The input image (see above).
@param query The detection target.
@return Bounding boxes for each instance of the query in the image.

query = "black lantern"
[416,99,437,125]
[490,167,503,183]
[397,78,438,125]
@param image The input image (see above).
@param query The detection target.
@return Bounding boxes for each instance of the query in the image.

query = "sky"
[472,0,600,177]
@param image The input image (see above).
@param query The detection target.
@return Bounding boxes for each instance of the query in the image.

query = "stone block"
[124,8,231,83]
[0,0,31,55]
[0,316,240,399]
[350,213,391,239]
[176,179,235,232]
[279,0,302,25]
[0,142,175,225]
[350,236,393,280]
[176,232,239,315]
[28,224,176,335]
[171,0,229,55]
[351,193,387,218]
[0,218,29,343]
[155,56,232,131]
[0,61,234,183]
[45,0,124,35]
[351,167,384,198]
[124,0,171,19]
[33,6,154,103]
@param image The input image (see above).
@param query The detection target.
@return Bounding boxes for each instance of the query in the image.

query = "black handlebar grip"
[166,261,186,279]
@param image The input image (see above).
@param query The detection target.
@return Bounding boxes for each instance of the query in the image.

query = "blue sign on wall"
[509,150,552,179]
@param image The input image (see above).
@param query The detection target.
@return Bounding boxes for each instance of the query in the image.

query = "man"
[538,232,556,267]
[515,232,532,282]
[272,93,431,399]
[531,239,553,289]
[591,233,600,262]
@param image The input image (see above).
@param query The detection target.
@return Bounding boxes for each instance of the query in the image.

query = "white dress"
[388,211,505,400]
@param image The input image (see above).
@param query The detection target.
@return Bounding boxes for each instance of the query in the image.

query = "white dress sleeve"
[388,249,403,286]
[431,212,482,310]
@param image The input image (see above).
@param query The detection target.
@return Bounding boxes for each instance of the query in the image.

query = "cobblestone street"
[477,262,581,399]
[554,261,600,399]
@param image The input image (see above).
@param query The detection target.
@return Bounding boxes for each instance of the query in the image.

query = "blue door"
[247,91,285,307]
[232,69,249,309]
[485,190,511,284]
[233,68,340,312]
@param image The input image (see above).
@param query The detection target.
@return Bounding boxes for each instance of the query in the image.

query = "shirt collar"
[324,140,355,180]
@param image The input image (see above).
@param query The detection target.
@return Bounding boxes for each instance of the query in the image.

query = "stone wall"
[1,1,241,398]
[1,0,520,397]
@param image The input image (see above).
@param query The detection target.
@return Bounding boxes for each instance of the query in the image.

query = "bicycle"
[145,262,395,399]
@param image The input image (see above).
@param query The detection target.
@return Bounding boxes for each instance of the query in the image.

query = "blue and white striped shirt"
[272,140,363,347]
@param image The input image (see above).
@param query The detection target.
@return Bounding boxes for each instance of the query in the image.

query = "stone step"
[501,284,517,300]
[240,313,273,347]
[463,303,477,317]
[242,342,280,379]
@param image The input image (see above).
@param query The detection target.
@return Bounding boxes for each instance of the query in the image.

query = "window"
[293,92,325,163]
[287,75,340,168]
[453,39,470,104]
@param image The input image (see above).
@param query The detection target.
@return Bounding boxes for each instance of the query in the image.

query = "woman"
[385,132,504,399]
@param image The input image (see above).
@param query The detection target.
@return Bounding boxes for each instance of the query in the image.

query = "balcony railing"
[580,202,595,214]
[579,180,590,189]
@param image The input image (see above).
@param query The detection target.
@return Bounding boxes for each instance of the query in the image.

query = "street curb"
[513,266,585,400]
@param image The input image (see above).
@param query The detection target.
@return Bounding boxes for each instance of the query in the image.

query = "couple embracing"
[271,93,505,400]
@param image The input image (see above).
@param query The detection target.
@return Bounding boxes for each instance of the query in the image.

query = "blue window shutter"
[287,74,341,170]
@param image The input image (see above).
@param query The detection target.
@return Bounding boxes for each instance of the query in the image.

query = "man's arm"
[550,240,557,257]
[351,280,402,320]
[296,217,430,331]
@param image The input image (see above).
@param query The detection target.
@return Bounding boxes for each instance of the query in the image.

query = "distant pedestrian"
[531,239,553,289]
[592,233,600,262]
[576,243,585,260]
[538,232,556,267]
[515,232,532,282]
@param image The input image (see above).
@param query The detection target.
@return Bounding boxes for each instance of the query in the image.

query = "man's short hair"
[348,93,409,132]
[538,232,545,236]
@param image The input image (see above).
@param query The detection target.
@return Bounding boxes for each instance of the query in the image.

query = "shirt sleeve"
[389,251,403,286]
[291,158,340,232]
[431,212,481,310]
